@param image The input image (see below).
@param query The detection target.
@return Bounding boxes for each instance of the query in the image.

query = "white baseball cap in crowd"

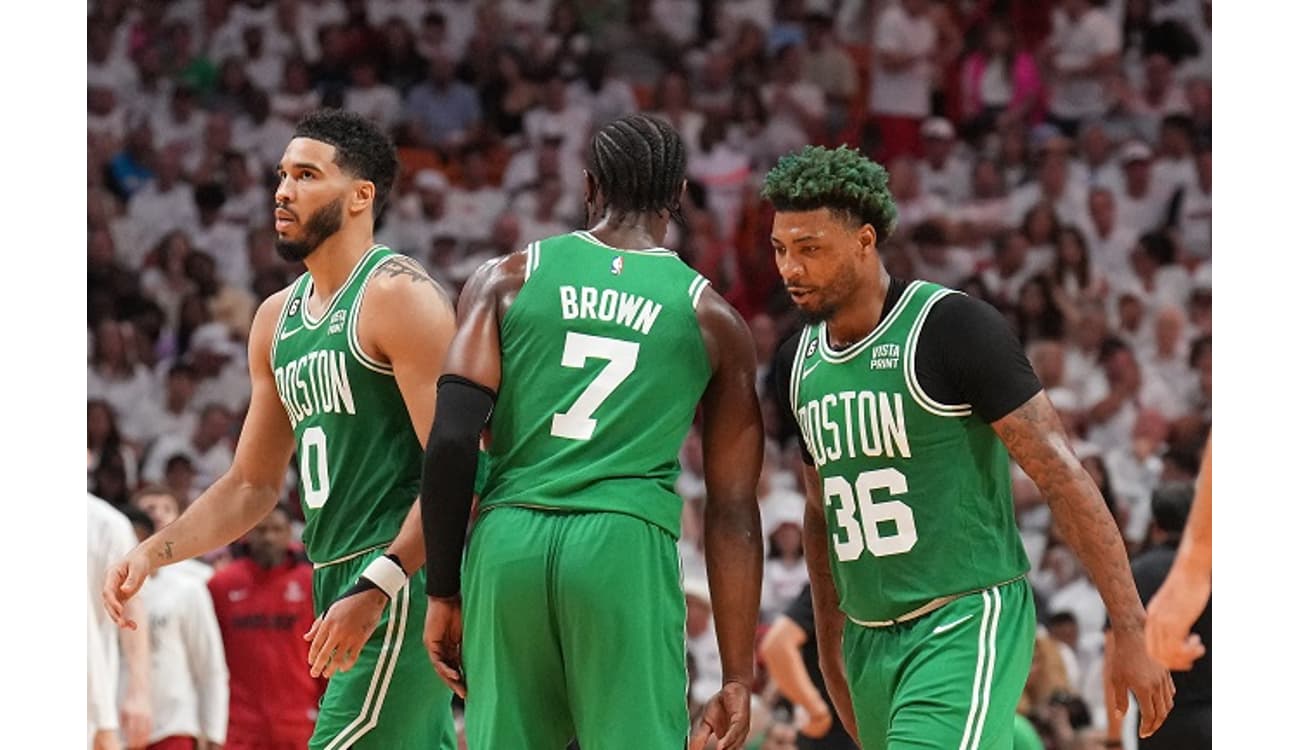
[1120,141,1154,164]
[921,117,956,140]
[413,169,449,192]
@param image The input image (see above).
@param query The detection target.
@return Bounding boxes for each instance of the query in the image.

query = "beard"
[274,196,345,262]
[790,266,859,325]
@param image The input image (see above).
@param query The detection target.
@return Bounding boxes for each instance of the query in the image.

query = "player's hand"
[1145,570,1210,671]
[689,679,751,750]
[102,549,153,630]
[92,729,121,750]
[304,589,387,678]
[1109,628,1175,738]
[795,699,832,739]
[424,596,467,699]
[120,686,152,749]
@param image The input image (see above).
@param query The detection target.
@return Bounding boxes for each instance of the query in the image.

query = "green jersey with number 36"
[480,230,713,537]
[270,245,422,564]
[788,280,1030,623]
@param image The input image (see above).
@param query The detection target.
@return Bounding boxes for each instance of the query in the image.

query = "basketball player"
[1146,433,1211,671]
[763,145,1174,749]
[103,109,458,749]
[419,114,765,750]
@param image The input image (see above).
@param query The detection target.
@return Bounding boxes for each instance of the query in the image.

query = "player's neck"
[304,224,377,301]
[826,266,892,348]
[587,213,666,251]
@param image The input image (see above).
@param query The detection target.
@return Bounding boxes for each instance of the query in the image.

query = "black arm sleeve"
[421,374,496,598]
[913,294,1043,423]
[770,333,814,465]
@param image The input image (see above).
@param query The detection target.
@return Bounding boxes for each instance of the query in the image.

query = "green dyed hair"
[760,145,898,243]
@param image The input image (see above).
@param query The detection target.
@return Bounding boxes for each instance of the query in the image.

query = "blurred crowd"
[87,0,1211,748]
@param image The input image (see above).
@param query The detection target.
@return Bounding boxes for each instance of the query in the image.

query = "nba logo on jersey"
[611,256,624,275]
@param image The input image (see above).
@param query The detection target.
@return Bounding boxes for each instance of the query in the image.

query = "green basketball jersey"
[481,230,713,537]
[789,281,1030,623]
[270,245,422,564]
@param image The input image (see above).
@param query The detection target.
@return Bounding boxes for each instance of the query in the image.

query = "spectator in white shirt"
[683,577,723,711]
[217,153,271,229]
[1043,0,1121,135]
[270,58,322,125]
[513,175,579,245]
[1114,140,1173,234]
[802,11,859,135]
[127,148,198,255]
[121,363,201,450]
[761,42,828,146]
[150,85,208,160]
[444,147,508,244]
[189,183,251,290]
[1075,120,1122,189]
[88,398,141,500]
[1084,337,1182,454]
[522,69,592,159]
[907,220,977,289]
[1125,51,1190,144]
[1081,185,1137,278]
[1008,144,1087,228]
[1152,114,1198,200]
[144,401,236,491]
[88,319,156,426]
[343,57,404,131]
[88,495,152,750]
[232,89,296,174]
[1118,231,1191,316]
[240,24,285,94]
[952,157,1013,245]
[378,169,468,259]
[650,69,706,158]
[888,155,946,234]
[982,229,1050,308]
[128,509,229,750]
[1171,142,1210,262]
[918,117,972,204]
[88,21,138,101]
[870,0,937,162]
[568,49,639,130]
[760,494,808,622]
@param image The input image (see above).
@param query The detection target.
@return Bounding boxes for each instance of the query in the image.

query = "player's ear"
[857,223,877,255]
[352,180,376,215]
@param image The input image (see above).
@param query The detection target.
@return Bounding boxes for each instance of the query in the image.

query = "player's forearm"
[1043,469,1145,631]
[703,496,763,684]
[386,501,426,575]
[140,473,279,570]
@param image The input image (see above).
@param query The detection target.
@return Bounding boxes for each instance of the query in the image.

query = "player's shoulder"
[922,287,1012,338]
[365,252,454,309]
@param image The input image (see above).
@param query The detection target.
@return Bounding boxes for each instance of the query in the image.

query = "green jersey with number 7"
[787,280,1030,624]
[270,244,423,564]
[479,229,713,537]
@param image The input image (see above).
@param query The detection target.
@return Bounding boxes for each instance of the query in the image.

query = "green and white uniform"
[271,245,454,750]
[464,230,714,749]
[789,280,1035,750]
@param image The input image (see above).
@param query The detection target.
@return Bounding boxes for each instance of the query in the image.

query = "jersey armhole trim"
[269,274,305,368]
[523,241,540,281]
[347,261,396,376]
[904,289,973,418]
[688,274,711,309]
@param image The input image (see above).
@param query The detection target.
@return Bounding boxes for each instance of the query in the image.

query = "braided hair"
[587,114,687,222]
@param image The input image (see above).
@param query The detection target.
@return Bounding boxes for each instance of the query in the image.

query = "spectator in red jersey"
[208,505,324,750]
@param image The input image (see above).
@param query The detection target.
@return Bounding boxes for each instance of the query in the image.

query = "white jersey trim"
[322,582,410,749]
[903,289,973,418]
[571,230,677,256]
[817,281,924,363]
[302,244,384,329]
[347,255,396,376]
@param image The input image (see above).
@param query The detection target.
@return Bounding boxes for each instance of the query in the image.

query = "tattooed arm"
[992,391,1174,738]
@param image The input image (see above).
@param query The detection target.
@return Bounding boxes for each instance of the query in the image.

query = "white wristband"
[360,555,407,600]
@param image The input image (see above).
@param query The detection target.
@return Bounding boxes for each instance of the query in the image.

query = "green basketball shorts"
[309,549,456,750]
[843,577,1036,750]
[462,505,689,749]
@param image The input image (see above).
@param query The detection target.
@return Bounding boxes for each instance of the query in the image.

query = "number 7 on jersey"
[550,331,640,441]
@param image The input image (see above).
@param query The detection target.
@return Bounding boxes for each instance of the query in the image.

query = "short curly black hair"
[292,109,399,214]
[761,145,898,243]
